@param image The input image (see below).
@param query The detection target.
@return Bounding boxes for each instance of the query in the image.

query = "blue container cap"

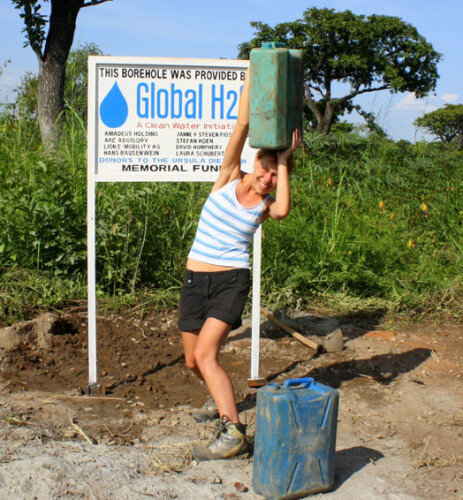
[261,41,286,49]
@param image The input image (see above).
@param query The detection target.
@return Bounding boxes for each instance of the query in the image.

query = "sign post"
[87,56,262,390]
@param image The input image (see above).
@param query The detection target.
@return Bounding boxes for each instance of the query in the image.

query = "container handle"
[261,41,286,49]
[284,377,314,389]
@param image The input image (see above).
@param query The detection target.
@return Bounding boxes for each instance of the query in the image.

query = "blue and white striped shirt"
[188,180,268,269]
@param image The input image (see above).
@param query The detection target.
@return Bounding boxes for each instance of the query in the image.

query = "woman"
[178,69,302,461]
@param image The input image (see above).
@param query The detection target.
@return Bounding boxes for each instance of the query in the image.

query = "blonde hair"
[256,148,295,173]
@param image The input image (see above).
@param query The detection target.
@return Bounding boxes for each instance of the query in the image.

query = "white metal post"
[251,225,262,380]
[87,163,97,385]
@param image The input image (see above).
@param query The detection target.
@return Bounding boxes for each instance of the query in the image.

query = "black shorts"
[178,268,251,332]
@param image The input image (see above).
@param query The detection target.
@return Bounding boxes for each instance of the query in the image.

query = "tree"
[238,7,442,135]
[65,42,103,120]
[12,0,111,149]
[14,43,102,122]
[415,104,463,149]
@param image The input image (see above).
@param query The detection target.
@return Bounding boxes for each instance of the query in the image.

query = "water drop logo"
[100,82,128,128]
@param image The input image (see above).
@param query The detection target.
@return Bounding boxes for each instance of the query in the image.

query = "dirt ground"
[0,305,462,499]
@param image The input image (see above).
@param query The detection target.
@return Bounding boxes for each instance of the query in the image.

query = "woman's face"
[253,155,278,195]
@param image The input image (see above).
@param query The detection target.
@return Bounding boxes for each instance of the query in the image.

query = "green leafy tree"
[14,43,102,121]
[65,42,103,120]
[415,104,463,149]
[12,0,111,149]
[12,71,38,118]
[238,7,441,135]
[0,60,12,114]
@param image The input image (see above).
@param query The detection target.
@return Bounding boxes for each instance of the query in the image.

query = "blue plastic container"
[249,42,303,150]
[252,377,339,500]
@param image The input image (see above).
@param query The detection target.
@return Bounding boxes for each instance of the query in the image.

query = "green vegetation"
[262,134,463,317]
[1,33,462,324]
[238,7,441,134]
[12,0,111,149]
[415,104,463,149]
[1,100,462,323]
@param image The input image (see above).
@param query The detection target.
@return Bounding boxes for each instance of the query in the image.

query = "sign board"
[88,56,252,182]
[87,56,262,388]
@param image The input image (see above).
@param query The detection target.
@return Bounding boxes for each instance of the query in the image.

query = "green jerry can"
[252,378,339,500]
[249,42,303,150]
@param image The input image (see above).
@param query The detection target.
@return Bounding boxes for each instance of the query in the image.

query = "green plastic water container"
[252,377,339,500]
[250,42,303,150]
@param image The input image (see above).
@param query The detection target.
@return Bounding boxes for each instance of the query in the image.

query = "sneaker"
[192,396,219,423]
[192,416,247,461]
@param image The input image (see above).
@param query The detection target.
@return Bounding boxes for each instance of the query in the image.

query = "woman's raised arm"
[211,69,250,192]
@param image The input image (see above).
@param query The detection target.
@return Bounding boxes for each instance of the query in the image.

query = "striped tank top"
[188,179,268,269]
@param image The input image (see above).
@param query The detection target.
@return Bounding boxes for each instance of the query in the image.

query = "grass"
[0,267,86,325]
[1,109,463,325]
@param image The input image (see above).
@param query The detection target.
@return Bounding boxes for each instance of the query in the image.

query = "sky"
[0,0,462,142]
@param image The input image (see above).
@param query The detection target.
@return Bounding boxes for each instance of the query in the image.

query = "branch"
[31,41,44,63]
[304,83,323,122]
[82,0,113,7]
[338,84,390,104]
[308,84,325,98]
[324,79,332,102]
[13,0,46,62]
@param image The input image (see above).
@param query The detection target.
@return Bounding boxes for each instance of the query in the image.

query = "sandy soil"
[0,306,462,499]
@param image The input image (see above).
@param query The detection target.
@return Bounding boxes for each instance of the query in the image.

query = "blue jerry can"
[252,377,339,500]
[249,42,303,150]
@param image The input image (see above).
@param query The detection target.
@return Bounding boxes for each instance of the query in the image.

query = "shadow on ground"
[333,446,384,490]
[306,348,432,388]
[231,306,389,343]
[265,348,432,387]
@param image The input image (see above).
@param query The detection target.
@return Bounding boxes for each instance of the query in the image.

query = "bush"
[1,110,463,319]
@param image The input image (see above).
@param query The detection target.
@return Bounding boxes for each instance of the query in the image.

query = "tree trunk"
[315,105,335,135]
[37,0,83,150]
[322,104,335,135]
[38,57,64,148]
[305,83,336,135]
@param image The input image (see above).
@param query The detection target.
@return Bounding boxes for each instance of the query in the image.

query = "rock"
[33,312,59,349]
[0,326,22,350]
[324,328,344,353]
[234,482,249,493]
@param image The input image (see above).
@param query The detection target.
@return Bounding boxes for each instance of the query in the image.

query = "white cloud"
[395,92,438,112]
[396,91,460,112]
[441,92,459,103]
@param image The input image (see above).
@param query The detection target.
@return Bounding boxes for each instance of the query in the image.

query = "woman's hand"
[277,129,302,164]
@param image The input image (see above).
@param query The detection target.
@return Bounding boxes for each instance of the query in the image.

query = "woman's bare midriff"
[186,258,236,272]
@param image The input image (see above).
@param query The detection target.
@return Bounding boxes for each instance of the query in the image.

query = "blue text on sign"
[136,83,240,120]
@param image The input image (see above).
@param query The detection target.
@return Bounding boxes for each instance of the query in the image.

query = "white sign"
[86,56,262,388]
[88,56,252,183]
